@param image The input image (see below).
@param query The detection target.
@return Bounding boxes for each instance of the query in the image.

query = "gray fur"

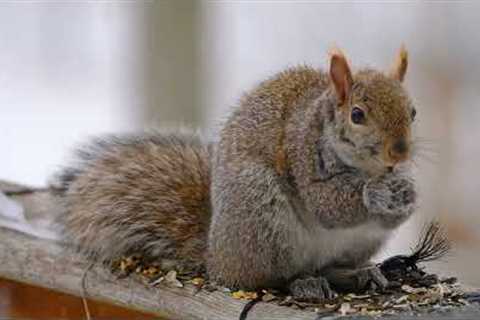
[55,63,417,300]
[289,276,335,301]
[208,66,416,296]
[55,130,211,271]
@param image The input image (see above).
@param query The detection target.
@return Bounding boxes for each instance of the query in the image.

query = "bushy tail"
[54,130,211,271]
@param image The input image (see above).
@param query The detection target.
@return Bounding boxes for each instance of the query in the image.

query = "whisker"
[411,137,441,163]
[414,152,440,166]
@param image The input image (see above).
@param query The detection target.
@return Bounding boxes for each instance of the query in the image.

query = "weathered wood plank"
[0,182,316,320]
[0,180,34,193]
[2,181,480,320]
[0,226,317,320]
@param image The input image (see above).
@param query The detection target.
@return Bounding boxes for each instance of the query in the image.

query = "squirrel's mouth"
[348,153,391,177]
[339,133,356,148]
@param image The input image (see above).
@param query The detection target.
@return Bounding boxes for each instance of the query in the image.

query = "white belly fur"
[292,221,389,272]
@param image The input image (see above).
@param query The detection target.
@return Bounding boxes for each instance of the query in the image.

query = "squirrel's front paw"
[289,276,336,301]
[363,174,416,224]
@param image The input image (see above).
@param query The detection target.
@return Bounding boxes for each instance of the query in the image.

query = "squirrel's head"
[326,47,416,176]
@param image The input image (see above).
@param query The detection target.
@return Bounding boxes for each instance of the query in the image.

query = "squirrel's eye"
[351,107,365,125]
[411,108,417,122]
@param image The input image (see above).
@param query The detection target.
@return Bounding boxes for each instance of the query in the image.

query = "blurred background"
[0,0,479,300]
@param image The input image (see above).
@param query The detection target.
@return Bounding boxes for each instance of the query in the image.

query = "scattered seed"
[112,237,473,319]
[150,276,164,286]
[165,270,183,288]
[191,277,205,287]
[338,302,352,316]
[232,290,258,300]
[262,293,276,302]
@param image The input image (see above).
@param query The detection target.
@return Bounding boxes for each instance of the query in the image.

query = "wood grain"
[0,181,316,320]
[1,180,480,320]
[0,277,156,319]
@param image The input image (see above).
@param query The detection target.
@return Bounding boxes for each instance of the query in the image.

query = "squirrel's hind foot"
[323,265,389,294]
[288,276,337,301]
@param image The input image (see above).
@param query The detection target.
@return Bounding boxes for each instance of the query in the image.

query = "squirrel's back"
[54,131,211,270]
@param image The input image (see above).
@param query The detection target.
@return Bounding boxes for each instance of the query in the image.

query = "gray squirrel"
[54,47,417,300]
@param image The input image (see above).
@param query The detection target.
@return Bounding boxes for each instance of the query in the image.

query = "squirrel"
[54,47,417,300]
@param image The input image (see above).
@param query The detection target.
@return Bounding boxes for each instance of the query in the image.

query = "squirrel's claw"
[322,265,389,294]
[289,276,337,301]
[360,266,389,292]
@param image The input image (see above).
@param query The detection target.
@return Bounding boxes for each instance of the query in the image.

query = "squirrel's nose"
[392,138,408,155]
[386,137,409,165]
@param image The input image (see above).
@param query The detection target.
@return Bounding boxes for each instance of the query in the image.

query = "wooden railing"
[1,180,479,320]
[0,181,315,320]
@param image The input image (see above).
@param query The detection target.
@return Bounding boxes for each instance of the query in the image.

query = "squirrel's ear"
[329,49,353,105]
[389,45,408,82]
